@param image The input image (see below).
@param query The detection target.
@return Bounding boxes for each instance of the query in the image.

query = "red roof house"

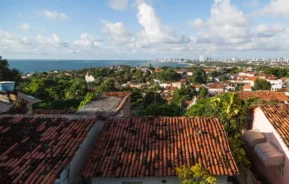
[81,117,238,183]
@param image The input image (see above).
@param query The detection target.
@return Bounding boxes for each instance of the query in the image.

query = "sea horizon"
[8,59,191,73]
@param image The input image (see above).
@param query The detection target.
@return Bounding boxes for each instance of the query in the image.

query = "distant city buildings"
[199,55,205,62]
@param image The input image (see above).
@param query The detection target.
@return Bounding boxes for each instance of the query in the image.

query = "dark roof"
[34,109,77,115]
[238,91,289,102]
[259,104,289,149]
[82,117,238,178]
[76,92,130,117]
[0,116,96,184]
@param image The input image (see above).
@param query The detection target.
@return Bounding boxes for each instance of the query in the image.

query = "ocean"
[8,59,191,73]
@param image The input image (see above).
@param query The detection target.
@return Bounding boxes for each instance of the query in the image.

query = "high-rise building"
[199,55,205,62]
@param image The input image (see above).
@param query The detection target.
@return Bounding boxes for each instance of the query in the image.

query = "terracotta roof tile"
[104,92,131,99]
[0,116,96,184]
[243,85,252,90]
[237,91,289,102]
[259,104,289,149]
[81,117,238,178]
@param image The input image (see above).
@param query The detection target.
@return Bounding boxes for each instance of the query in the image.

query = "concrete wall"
[122,96,131,117]
[55,120,105,184]
[92,176,227,184]
[0,102,11,113]
[252,108,289,184]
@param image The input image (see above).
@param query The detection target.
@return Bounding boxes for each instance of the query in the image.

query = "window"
[122,182,143,184]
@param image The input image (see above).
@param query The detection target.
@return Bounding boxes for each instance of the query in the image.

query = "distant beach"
[8,59,191,73]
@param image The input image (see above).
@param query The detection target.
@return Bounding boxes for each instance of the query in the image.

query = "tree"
[176,164,217,184]
[186,93,250,167]
[135,102,184,116]
[156,68,181,82]
[189,69,207,84]
[97,79,116,92]
[172,86,196,106]
[199,87,208,98]
[6,98,29,114]
[264,67,289,78]
[0,56,21,81]
[143,92,166,107]
[78,92,97,109]
[254,78,271,90]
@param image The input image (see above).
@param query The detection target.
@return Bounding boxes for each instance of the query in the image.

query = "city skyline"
[1,0,289,60]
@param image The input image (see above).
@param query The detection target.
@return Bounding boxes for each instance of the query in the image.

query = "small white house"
[266,79,282,91]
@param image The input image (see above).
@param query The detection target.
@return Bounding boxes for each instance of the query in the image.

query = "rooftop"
[0,115,96,183]
[259,104,289,149]
[237,91,289,102]
[76,92,130,117]
[82,117,238,178]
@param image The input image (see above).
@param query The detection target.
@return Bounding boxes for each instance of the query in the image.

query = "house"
[225,85,235,92]
[243,104,289,184]
[191,84,202,92]
[266,79,282,91]
[237,91,289,103]
[176,69,186,75]
[163,86,178,94]
[0,90,41,114]
[243,85,252,91]
[171,82,182,89]
[0,115,97,184]
[77,92,131,117]
[239,72,256,77]
[207,83,224,95]
[81,117,239,184]
[85,72,96,82]
[186,69,193,76]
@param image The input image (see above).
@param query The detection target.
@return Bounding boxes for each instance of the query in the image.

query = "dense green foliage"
[78,92,97,109]
[264,67,289,78]
[156,68,181,82]
[254,78,271,90]
[0,56,21,81]
[97,79,116,92]
[186,93,250,166]
[176,164,217,184]
[171,86,196,105]
[189,69,207,84]
[135,102,184,116]
[199,87,208,98]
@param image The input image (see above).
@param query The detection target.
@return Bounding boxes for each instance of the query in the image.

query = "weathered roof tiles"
[0,116,96,184]
[82,117,238,178]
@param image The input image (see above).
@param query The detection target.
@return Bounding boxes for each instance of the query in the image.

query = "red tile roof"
[0,116,96,183]
[82,117,238,178]
[207,83,224,89]
[237,91,289,102]
[259,104,289,149]
[243,85,252,90]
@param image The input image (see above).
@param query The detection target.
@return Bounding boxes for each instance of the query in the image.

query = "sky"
[1,0,289,60]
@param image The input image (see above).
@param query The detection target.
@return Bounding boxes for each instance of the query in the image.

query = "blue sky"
[1,0,289,59]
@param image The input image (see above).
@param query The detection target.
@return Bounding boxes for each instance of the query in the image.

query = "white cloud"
[261,0,289,18]
[101,20,133,44]
[108,0,128,11]
[188,18,204,29]
[73,33,101,47]
[18,23,30,31]
[189,0,251,45]
[137,3,187,44]
[42,10,68,20]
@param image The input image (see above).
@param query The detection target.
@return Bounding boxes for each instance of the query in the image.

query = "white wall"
[92,176,227,184]
[252,108,289,184]
[55,119,105,184]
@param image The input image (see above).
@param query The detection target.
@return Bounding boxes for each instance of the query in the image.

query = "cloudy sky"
[1,0,289,60]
